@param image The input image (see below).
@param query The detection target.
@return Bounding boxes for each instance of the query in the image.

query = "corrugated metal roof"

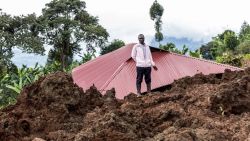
[72,43,242,99]
[72,43,134,89]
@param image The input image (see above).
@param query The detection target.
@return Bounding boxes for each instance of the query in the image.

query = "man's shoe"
[137,93,142,97]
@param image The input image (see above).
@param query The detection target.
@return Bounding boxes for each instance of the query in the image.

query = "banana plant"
[5,64,44,94]
[6,81,23,94]
[0,73,18,107]
[6,67,27,94]
[189,50,201,58]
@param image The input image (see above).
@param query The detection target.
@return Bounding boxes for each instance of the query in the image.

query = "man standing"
[131,34,157,96]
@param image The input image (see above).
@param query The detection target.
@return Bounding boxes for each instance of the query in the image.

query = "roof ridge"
[73,43,135,73]
[168,52,243,70]
[100,58,131,92]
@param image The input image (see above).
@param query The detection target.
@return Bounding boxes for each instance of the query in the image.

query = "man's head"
[138,34,145,44]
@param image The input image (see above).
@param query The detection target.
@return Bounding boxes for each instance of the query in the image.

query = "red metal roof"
[72,43,242,99]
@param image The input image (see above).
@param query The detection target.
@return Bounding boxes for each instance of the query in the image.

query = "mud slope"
[0,69,250,141]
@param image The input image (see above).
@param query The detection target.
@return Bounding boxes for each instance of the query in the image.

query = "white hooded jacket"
[131,43,155,67]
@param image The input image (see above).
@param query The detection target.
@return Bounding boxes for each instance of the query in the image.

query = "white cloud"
[163,0,250,41]
[1,0,249,43]
[0,0,51,16]
[2,0,250,66]
[83,0,250,43]
[84,0,157,43]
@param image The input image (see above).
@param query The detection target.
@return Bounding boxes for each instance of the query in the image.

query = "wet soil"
[0,69,249,141]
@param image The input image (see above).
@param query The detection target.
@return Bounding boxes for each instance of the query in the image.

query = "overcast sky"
[1,0,250,43]
[1,0,250,66]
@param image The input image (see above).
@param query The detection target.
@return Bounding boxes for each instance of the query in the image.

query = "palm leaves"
[0,63,45,108]
[5,63,42,93]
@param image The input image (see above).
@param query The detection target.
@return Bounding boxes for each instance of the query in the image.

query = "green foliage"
[154,31,163,43]
[200,29,241,61]
[160,42,175,50]
[0,61,17,79]
[43,61,62,73]
[14,14,45,54]
[160,43,189,55]
[150,0,164,21]
[0,10,17,76]
[0,60,84,108]
[0,63,42,108]
[1,0,110,73]
[40,0,109,70]
[241,54,250,68]
[189,49,201,58]
[80,53,93,64]
[199,21,250,68]
[181,45,189,55]
[216,53,243,67]
[223,30,239,51]
[0,10,45,77]
[243,54,250,60]
[100,39,125,55]
[0,74,17,108]
[160,43,178,53]
[200,41,216,60]
[236,40,250,54]
[64,61,81,73]
[150,0,164,45]
[212,30,239,53]
[239,21,250,42]
[160,43,200,58]
[5,64,44,92]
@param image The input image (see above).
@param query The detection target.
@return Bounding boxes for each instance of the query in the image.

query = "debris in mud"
[1,69,250,141]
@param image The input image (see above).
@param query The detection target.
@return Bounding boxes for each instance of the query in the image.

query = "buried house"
[72,43,241,99]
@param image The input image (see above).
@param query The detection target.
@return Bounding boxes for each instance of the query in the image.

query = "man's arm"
[131,45,137,61]
[148,47,155,66]
[148,47,158,70]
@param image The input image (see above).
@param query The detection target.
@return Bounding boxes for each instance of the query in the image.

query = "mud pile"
[0,72,104,141]
[0,69,250,141]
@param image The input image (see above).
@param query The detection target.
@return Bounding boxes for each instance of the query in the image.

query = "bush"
[216,53,243,67]
[241,54,250,68]
[236,40,250,54]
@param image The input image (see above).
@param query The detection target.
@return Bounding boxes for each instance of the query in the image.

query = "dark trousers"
[136,67,151,93]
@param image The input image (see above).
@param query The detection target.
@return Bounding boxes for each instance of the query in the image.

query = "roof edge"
[168,51,243,70]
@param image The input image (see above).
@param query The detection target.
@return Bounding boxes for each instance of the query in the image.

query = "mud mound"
[210,74,250,115]
[1,69,250,141]
[0,72,104,141]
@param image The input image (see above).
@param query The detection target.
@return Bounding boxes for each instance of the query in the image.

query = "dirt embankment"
[0,69,250,141]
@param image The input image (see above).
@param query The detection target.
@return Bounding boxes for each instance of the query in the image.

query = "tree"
[211,30,239,56]
[14,14,45,55]
[40,0,109,70]
[150,0,164,46]
[160,43,189,55]
[160,42,175,51]
[239,21,250,42]
[81,53,93,63]
[223,30,239,51]
[0,10,18,76]
[100,39,125,55]
[237,40,250,54]
[189,49,201,58]
[216,53,243,67]
[200,41,217,60]
[0,10,43,76]
[181,45,189,55]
